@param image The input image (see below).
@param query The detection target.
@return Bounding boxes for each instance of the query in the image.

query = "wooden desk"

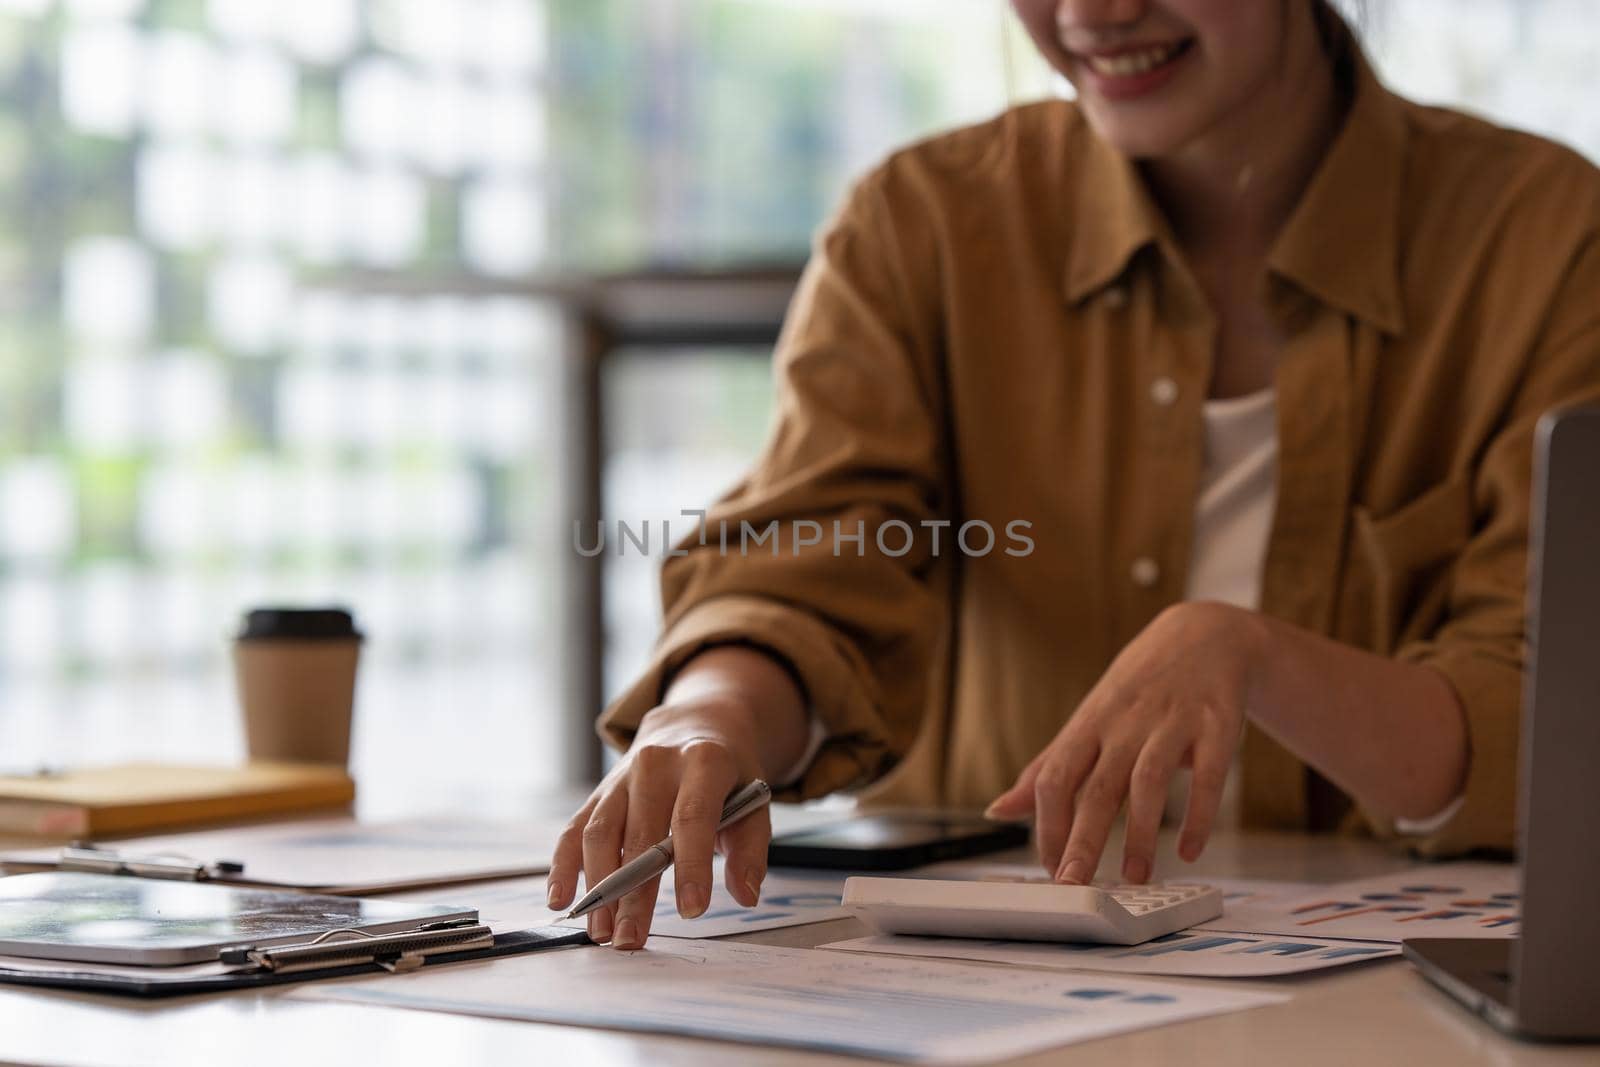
[0,827,1589,1067]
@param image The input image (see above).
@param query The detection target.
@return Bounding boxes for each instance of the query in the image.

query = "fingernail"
[744,872,762,905]
[983,799,1005,819]
[1059,859,1089,884]
[613,918,639,949]
[1123,857,1150,883]
[678,881,708,918]
[546,881,562,909]
[591,910,612,943]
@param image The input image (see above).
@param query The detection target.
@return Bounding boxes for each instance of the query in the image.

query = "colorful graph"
[1109,932,1390,963]
[1195,864,1520,944]
[1064,988,1179,1005]
[1286,883,1519,932]
[1292,902,1424,925]
[654,892,841,923]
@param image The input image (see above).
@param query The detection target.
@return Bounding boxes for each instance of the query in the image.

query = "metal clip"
[58,846,245,882]
[219,918,492,975]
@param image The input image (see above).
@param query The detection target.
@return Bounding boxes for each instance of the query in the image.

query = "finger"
[1056,751,1135,884]
[1033,738,1098,875]
[580,787,628,943]
[669,749,738,918]
[1121,730,1188,884]
[718,801,773,907]
[1178,735,1233,862]
[985,749,1048,818]
[546,794,600,911]
[610,753,681,949]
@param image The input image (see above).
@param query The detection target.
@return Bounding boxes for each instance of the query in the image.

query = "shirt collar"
[1266,39,1409,336]
[1062,115,1167,306]
[1061,35,1409,336]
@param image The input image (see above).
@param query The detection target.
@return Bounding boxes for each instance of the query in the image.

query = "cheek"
[1184,0,1284,76]
[1008,0,1055,27]
[1163,0,1277,33]
[1011,0,1069,67]
[1191,18,1288,123]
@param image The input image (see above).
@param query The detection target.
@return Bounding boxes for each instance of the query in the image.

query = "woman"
[547,0,1600,950]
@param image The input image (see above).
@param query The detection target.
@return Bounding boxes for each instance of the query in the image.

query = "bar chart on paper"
[825,929,1399,978]
[1197,863,1520,943]
[386,866,851,939]
[536,862,851,937]
[295,939,1287,1064]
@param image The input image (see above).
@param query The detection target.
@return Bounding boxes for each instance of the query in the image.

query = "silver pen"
[564,778,773,920]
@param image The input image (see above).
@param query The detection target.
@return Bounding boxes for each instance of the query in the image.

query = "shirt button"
[1103,285,1129,309]
[1131,557,1161,588]
[1150,377,1179,406]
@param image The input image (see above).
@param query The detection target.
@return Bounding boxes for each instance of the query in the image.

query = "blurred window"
[0,0,1593,813]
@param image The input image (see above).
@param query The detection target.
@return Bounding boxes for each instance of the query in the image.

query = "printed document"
[295,940,1286,1064]
[1196,863,1519,942]
[2,815,558,894]
[415,864,852,937]
[824,929,1398,978]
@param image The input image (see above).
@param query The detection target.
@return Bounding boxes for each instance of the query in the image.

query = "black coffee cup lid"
[239,608,362,641]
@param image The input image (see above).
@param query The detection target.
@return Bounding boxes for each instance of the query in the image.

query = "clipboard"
[0,919,592,998]
[1,814,557,894]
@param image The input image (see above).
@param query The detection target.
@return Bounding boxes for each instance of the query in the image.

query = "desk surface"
[0,823,1591,1067]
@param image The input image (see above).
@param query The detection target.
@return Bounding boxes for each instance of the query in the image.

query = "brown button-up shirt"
[599,43,1600,857]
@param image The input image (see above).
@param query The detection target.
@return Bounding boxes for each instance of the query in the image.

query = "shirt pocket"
[1336,476,1474,654]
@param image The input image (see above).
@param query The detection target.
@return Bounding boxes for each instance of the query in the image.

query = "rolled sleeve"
[597,595,899,801]
[1386,230,1600,857]
[596,163,951,803]
[1390,644,1523,856]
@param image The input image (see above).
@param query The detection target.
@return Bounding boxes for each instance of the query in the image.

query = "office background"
[0,0,1594,817]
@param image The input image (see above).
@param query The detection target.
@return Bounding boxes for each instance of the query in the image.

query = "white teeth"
[1086,43,1181,78]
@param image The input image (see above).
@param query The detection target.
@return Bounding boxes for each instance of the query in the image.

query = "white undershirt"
[1183,388,1281,612]
[784,385,1461,834]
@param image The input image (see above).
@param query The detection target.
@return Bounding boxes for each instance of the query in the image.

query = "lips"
[1064,38,1195,100]
[1081,40,1191,78]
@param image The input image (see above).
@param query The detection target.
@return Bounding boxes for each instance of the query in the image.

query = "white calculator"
[842,876,1223,946]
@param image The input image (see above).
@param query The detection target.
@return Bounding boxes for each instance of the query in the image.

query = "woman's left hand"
[985,601,1266,885]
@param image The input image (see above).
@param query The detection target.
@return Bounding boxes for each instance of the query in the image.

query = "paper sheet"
[388,864,851,939]
[295,939,1287,1064]
[2,815,559,894]
[1196,863,1520,942]
[824,929,1399,978]
[551,863,854,937]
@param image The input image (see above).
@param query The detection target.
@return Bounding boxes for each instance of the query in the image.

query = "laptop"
[1403,408,1600,1041]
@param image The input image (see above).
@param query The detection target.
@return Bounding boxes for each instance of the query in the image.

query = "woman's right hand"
[545,645,810,951]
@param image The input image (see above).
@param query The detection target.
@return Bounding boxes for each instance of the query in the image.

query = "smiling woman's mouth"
[1081,39,1194,77]
[1067,38,1196,100]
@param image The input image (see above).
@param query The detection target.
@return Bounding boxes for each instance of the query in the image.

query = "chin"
[1078,96,1214,161]
[1081,113,1188,159]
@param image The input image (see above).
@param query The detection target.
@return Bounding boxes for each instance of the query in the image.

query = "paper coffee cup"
[234,608,363,766]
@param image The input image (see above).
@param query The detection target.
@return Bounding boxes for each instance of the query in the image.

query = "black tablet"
[767,815,1030,871]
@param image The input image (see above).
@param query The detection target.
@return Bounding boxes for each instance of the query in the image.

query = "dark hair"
[1312,0,1367,63]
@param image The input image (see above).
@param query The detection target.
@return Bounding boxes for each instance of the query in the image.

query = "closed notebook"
[0,762,355,837]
